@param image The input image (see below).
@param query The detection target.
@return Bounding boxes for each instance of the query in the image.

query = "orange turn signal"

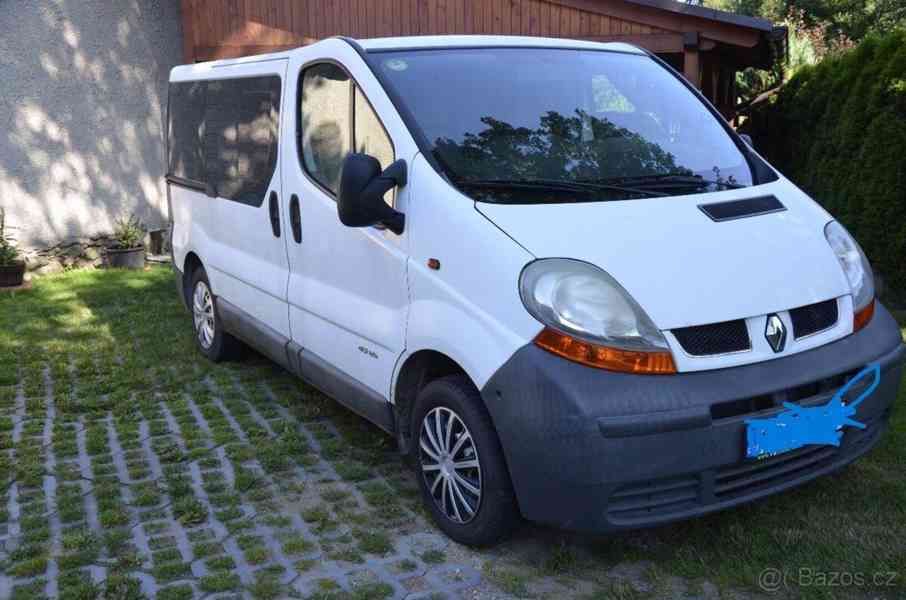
[534,328,677,374]
[853,298,875,333]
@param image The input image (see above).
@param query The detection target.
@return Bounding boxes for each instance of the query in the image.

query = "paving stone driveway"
[3,269,901,600]
[2,356,714,600]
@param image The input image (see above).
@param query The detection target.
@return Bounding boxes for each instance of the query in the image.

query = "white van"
[167,35,905,545]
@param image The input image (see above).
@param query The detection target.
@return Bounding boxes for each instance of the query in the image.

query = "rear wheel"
[412,375,519,546]
[189,268,240,362]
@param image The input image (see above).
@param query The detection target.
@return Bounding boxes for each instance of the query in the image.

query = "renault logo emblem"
[765,314,786,353]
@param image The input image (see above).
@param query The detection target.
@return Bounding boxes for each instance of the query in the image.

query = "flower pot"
[0,261,25,287]
[105,246,145,270]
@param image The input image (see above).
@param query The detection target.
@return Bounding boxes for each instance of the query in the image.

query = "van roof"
[356,34,646,54]
[170,35,647,78]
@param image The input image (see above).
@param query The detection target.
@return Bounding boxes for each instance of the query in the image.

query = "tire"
[189,267,240,362]
[412,374,520,546]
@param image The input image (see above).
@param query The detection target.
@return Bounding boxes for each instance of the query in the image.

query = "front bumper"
[481,303,906,533]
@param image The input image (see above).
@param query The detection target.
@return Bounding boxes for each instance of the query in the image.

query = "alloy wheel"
[192,281,216,350]
[419,406,482,524]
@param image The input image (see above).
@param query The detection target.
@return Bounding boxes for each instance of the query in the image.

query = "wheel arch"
[393,349,471,455]
[182,251,204,306]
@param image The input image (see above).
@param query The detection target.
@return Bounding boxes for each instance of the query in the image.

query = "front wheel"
[412,375,520,546]
[189,268,240,362]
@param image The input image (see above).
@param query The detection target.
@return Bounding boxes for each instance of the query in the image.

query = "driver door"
[280,43,412,407]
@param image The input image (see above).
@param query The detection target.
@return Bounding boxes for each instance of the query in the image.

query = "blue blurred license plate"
[745,364,880,459]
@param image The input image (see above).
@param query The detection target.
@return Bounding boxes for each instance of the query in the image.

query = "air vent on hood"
[698,196,786,222]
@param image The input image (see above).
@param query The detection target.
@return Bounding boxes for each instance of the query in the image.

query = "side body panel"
[169,184,212,283]
[169,59,291,337]
[398,154,542,393]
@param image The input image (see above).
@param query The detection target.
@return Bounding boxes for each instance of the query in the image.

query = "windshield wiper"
[582,174,745,190]
[455,178,668,198]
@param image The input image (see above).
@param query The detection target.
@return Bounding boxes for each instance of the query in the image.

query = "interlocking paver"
[2,356,513,600]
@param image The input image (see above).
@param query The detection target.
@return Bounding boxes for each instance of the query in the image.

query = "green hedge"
[744,30,906,307]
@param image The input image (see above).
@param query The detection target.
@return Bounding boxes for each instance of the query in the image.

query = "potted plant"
[0,208,25,288]
[106,214,146,269]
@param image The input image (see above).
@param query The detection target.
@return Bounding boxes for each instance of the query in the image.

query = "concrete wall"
[0,0,183,250]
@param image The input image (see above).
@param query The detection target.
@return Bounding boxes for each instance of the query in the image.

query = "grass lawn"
[0,266,904,599]
[893,309,906,336]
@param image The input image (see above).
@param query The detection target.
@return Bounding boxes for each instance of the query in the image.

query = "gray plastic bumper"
[481,303,905,532]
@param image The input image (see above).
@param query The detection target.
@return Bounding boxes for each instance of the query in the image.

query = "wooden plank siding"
[179,0,771,115]
[182,0,682,62]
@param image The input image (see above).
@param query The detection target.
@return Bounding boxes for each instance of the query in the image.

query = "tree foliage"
[743,30,906,304]
[708,0,905,103]
[707,0,905,44]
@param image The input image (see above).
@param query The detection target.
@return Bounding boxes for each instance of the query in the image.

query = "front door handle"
[289,194,302,243]
[268,191,281,238]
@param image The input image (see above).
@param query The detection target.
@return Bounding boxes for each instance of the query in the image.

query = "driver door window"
[300,63,395,203]
[300,63,350,195]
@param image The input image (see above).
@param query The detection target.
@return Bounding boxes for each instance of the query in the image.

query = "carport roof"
[623,0,773,32]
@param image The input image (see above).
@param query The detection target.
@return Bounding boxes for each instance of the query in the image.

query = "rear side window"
[168,81,206,184]
[168,75,281,206]
[299,63,395,199]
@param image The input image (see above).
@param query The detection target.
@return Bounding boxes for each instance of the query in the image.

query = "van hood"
[476,182,851,329]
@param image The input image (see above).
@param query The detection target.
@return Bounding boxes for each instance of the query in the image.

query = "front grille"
[715,412,880,500]
[606,414,882,525]
[790,299,838,338]
[709,368,858,421]
[714,444,836,499]
[607,475,699,522]
[672,319,750,356]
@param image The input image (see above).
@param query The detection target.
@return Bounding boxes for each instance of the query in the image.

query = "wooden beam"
[548,0,761,48]
[180,0,195,63]
[682,31,701,88]
[684,46,701,88]
[580,32,684,53]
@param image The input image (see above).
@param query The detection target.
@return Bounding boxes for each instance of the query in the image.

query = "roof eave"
[621,0,773,32]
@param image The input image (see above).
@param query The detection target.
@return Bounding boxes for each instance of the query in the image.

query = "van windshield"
[375,48,754,203]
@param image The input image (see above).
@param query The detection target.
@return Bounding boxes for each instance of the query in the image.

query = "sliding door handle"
[268,191,281,238]
[289,194,302,243]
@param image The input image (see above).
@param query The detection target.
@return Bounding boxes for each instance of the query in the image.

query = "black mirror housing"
[338,154,406,234]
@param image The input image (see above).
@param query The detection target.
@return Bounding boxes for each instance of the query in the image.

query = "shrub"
[745,29,906,306]
[0,208,21,266]
[111,214,145,249]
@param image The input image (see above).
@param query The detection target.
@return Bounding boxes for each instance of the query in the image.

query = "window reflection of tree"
[434,109,686,183]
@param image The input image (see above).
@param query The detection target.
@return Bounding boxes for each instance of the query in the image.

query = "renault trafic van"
[166,36,905,545]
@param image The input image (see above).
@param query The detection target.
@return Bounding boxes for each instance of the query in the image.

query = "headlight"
[824,221,875,332]
[520,259,675,373]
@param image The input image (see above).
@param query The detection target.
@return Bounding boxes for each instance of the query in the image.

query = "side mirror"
[338,154,406,235]
[204,182,218,198]
[739,133,754,149]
